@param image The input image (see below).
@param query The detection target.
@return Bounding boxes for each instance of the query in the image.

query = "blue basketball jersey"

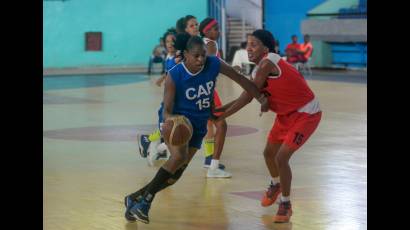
[168,56,221,123]
[165,55,177,72]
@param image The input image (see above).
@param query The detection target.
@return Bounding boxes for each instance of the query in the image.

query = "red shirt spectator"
[285,35,301,63]
[298,35,313,62]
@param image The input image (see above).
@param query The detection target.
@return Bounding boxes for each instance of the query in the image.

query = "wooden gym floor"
[43,70,366,230]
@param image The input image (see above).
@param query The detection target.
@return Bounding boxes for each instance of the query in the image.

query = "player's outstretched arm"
[216,60,273,120]
[214,99,238,113]
[219,60,265,103]
[163,73,176,120]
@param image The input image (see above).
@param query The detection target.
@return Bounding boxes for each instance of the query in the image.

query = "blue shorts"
[188,130,206,149]
[186,117,207,149]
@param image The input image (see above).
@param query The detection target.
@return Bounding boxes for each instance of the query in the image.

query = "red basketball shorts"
[212,90,223,117]
[268,111,322,151]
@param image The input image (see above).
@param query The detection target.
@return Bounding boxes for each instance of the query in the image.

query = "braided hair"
[251,29,277,53]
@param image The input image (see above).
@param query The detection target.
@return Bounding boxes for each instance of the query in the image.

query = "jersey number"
[293,132,304,145]
[196,98,210,110]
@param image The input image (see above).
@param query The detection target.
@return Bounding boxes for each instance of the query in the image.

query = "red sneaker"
[261,182,281,207]
[274,201,292,223]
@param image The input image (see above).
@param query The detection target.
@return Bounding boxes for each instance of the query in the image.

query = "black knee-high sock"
[129,183,151,200]
[130,164,188,201]
[143,167,173,202]
[158,164,188,190]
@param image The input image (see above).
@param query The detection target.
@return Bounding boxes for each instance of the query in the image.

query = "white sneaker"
[147,140,160,166]
[206,168,232,178]
[157,142,170,159]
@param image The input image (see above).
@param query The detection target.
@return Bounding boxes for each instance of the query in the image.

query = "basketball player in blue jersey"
[125,35,268,224]
[138,16,225,169]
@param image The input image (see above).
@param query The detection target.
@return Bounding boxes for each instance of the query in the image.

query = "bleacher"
[338,0,367,19]
[330,42,367,68]
[332,0,367,68]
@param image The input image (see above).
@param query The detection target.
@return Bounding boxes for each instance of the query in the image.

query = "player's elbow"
[247,97,253,104]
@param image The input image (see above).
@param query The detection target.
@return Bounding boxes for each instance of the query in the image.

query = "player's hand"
[233,66,241,73]
[209,113,219,121]
[165,114,184,124]
[155,78,163,87]
[156,75,166,87]
[259,95,269,116]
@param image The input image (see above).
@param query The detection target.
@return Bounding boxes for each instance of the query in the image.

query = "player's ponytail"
[174,32,191,59]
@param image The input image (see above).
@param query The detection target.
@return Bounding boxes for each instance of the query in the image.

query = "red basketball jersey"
[252,53,317,115]
[203,38,221,58]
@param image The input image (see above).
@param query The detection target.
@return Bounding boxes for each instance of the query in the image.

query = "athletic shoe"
[261,182,281,207]
[128,198,151,224]
[203,155,225,170]
[206,168,232,178]
[274,201,292,223]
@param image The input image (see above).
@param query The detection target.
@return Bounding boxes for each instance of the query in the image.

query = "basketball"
[161,115,193,146]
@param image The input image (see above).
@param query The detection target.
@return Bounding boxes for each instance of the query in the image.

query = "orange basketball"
[161,115,193,146]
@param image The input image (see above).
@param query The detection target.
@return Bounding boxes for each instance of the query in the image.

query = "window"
[85,32,102,51]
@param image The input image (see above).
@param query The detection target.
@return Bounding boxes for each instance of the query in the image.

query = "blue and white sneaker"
[137,134,151,158]
[128,198,151,224]
[124,195,137,221]
[203,155,225,170]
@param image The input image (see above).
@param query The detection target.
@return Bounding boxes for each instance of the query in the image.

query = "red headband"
[202,19,217,33]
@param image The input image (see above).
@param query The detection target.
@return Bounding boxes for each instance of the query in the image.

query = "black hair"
[251,29,276,53]
[186,36,205,51]
[173,32,191,58]
[199,17,215,37]
[240,41,247,49]
[162,27,177,45]
[304,34,310,39]
[291,34,297,38]
[176,17,185,34]
[183,15,196,30]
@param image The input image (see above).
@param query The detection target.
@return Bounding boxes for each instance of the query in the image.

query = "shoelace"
[140,201,151,212]
[266,182,277,197]
[277,203,290,215]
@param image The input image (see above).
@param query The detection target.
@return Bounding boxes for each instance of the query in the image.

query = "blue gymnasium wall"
[263,0,325,54]
[332,0,367,68]
[43,0,207,68]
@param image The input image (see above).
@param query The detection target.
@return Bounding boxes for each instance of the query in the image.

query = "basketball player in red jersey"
[215,29,322,223]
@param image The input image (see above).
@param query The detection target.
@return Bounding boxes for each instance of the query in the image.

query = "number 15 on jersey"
[196,98,210,110]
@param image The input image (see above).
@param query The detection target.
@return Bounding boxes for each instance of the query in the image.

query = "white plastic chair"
[296,58,312,77]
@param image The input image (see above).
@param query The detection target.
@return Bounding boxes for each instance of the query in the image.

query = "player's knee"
[264,147,275,158]
[275,153,289,167]
[217,119,227,131]
[263,149,271,158]
[214,119,227,132]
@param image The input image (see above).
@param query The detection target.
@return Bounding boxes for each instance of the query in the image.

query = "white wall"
[226,0,262,29]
